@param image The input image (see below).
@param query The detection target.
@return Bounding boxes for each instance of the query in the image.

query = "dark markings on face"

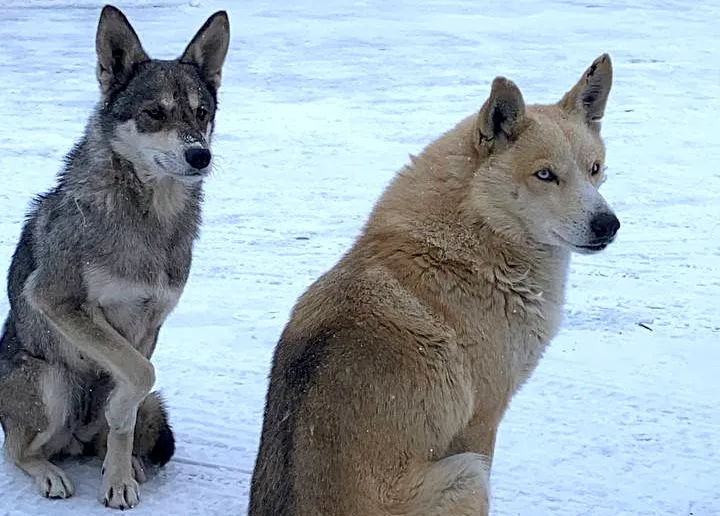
[100,60,217,141]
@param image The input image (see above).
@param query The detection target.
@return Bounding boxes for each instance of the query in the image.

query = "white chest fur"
[83,265,182,347]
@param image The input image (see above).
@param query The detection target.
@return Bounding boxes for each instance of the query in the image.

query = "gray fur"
[0,4,229,510]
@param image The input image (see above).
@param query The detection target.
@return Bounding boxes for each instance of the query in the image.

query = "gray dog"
[0,4,229,510]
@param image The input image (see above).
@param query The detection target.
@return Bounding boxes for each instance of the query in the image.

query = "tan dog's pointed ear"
[474,77,526,153]
[96,5,149,96]
[558,53,613,131]
[180,11,230,93]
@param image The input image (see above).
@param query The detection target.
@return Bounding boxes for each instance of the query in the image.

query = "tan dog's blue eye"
[534,168,557,182]
[591,161,601,175]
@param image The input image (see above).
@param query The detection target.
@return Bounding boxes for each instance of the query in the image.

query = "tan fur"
[250,55,619,515]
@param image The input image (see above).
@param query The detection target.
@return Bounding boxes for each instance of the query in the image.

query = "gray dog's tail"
[134,391,176,467]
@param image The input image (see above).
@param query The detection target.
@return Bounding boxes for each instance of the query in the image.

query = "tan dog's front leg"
[25,272,155,510]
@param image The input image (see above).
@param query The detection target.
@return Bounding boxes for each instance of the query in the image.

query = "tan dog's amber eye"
[591,161,601,175]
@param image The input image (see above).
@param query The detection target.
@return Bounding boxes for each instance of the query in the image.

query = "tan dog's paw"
[101,469,140,509]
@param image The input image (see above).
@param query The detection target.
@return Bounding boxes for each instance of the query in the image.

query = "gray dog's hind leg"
[0,353,75,498]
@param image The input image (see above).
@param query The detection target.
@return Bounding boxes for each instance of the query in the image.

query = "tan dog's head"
[469,54,619,254]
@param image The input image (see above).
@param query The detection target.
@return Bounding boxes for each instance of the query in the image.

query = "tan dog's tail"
[133,391,175,467]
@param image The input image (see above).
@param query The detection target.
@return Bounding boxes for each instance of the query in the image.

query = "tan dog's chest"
[447,268,566,415]
[476,302,560,391]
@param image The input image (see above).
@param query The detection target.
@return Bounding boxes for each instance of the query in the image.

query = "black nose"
[590,212,620,240]
[185,148,211,170]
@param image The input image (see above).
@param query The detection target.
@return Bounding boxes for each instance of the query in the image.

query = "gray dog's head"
[95,5,230,183]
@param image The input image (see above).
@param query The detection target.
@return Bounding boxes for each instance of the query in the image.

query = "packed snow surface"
[0,0,718,514]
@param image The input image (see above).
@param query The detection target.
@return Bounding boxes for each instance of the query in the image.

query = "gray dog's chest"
[84,264,183,349]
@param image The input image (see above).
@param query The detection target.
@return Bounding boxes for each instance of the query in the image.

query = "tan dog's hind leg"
[392,452,490,516]
[25,274,155,510]
[1,358,76,499]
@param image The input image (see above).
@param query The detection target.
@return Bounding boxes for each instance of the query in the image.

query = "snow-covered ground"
[0,0,718,514]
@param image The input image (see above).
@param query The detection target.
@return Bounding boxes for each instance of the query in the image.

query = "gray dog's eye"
[143,107,165,121]
[196,106,208,122]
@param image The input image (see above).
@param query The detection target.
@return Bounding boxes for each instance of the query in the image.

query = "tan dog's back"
[250,54,619,516]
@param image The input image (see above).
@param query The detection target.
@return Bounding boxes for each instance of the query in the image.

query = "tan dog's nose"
[591,212,620,240]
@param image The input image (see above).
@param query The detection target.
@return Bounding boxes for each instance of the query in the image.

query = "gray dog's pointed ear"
[558,53,613,132]
[474,77,526,153]
[95,5,149,96]
[180,11,230,92]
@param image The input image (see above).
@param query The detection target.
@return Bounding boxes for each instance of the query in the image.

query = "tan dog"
[249,54,619,516]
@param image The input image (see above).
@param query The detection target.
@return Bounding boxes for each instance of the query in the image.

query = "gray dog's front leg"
[25,271,155,510]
